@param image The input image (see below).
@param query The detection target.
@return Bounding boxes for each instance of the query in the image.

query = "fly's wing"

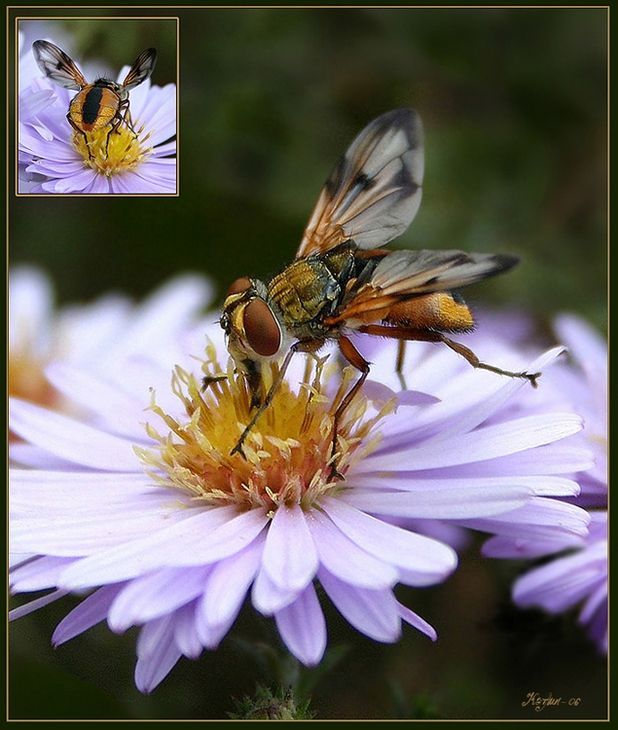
[296,108,424,259]
[32,40,86,90]
[328,249,519,323]
[122,48,157,90]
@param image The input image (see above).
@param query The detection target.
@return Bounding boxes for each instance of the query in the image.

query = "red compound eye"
[242,299,281,357]
[226,277,252,297]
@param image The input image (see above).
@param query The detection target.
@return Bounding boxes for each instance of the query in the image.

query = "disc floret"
[137,346,391,511]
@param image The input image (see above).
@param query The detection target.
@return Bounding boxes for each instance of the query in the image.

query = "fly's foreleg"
[230,341,319,459]
[330,336,371,480]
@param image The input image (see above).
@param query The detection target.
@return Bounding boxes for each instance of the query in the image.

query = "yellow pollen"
[72,123,151,176]
[137,345,394,512]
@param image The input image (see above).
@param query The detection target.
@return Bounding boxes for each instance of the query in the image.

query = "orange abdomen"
[70,86,119,132]
[385,292,475,333]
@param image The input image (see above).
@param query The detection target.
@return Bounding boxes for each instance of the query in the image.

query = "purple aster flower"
[513,512,607,653]
[495,315,607,652]
[18,38,176,194]
[10,314,591,693]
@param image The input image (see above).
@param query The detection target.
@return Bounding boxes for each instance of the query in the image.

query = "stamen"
[137,350,395,512]
[72,124,151,176]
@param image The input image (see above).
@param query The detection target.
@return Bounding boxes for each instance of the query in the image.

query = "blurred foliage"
[11,7,606,331]
[8,6,607,721]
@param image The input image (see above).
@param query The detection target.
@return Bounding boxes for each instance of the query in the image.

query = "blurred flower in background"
[508,316,607,653]
[450,312,607,653]
[9,266,212,443]
[9,275,593,693]
[18,28,176,194]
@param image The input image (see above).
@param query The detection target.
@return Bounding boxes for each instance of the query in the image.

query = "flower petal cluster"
[10,305,592,691]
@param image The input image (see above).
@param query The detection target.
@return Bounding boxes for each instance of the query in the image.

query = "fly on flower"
[210,108,541,468]
[32,40,157,159]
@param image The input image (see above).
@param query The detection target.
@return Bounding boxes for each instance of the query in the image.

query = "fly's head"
[221,277,284,375]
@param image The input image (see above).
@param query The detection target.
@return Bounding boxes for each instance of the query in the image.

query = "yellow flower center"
[72,124,151,176]
[137,344,393,511]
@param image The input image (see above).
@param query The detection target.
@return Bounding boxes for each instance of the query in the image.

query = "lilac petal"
[96,275,212,374]
[11,470,161,511]
[9,266,53,352]
[306,510,398,589]
[107,566,211,632]
[11,498,197,556]
[397,602,437,641]
[135,615,182,694]
[341,482,532,519]
[274,583,326,666]
[410,445,594,479]
[252,567,298,615]
[361,413,583,472]
[59,507,266,588]
[111,173,166,194]
[9,443,80,469]
[376,362,521,450]
[554,314,606,374]
[347,474,579,498]
[201,534,264,628]
[151,140,176,157]
[262,505,318,592]
[9,589,69,621]
[482,534,585,559]
[44,363,144,438]
[8,553,35,570]
[26,159,85,176]
[20,88,56,122]
[579,581,607,624]
[415,347,565,446]
[461,498,590,543]
[513,543,606,612]
[362,380,439,408]
[83,174,112,194]
[319,567,401,642]
[18,125,76,160]
[52,584,124,646]
[10,556,75,592]
[194,607,235,650]
[173,601,203,659]
[9,398,139,471]
[320,497,457,579]
[43,169,99,193]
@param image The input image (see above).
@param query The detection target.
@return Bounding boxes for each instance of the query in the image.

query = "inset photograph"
[17,18,177,194]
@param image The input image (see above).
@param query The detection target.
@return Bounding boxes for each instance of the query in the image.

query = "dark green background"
[9,6,608,720]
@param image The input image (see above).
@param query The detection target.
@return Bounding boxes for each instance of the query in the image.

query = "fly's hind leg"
[359,325,541,387]
[396,340,407,390]
[439,336,541,386]
[67,114,93,160]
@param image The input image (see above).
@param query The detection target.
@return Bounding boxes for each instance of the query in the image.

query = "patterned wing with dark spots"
[296,109,424,258]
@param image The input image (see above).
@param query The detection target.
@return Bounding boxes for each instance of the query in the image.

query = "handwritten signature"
[522,692,582,712]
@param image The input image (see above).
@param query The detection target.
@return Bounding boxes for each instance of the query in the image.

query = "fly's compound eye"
[242,299,281,357]
[227,277,252,298]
